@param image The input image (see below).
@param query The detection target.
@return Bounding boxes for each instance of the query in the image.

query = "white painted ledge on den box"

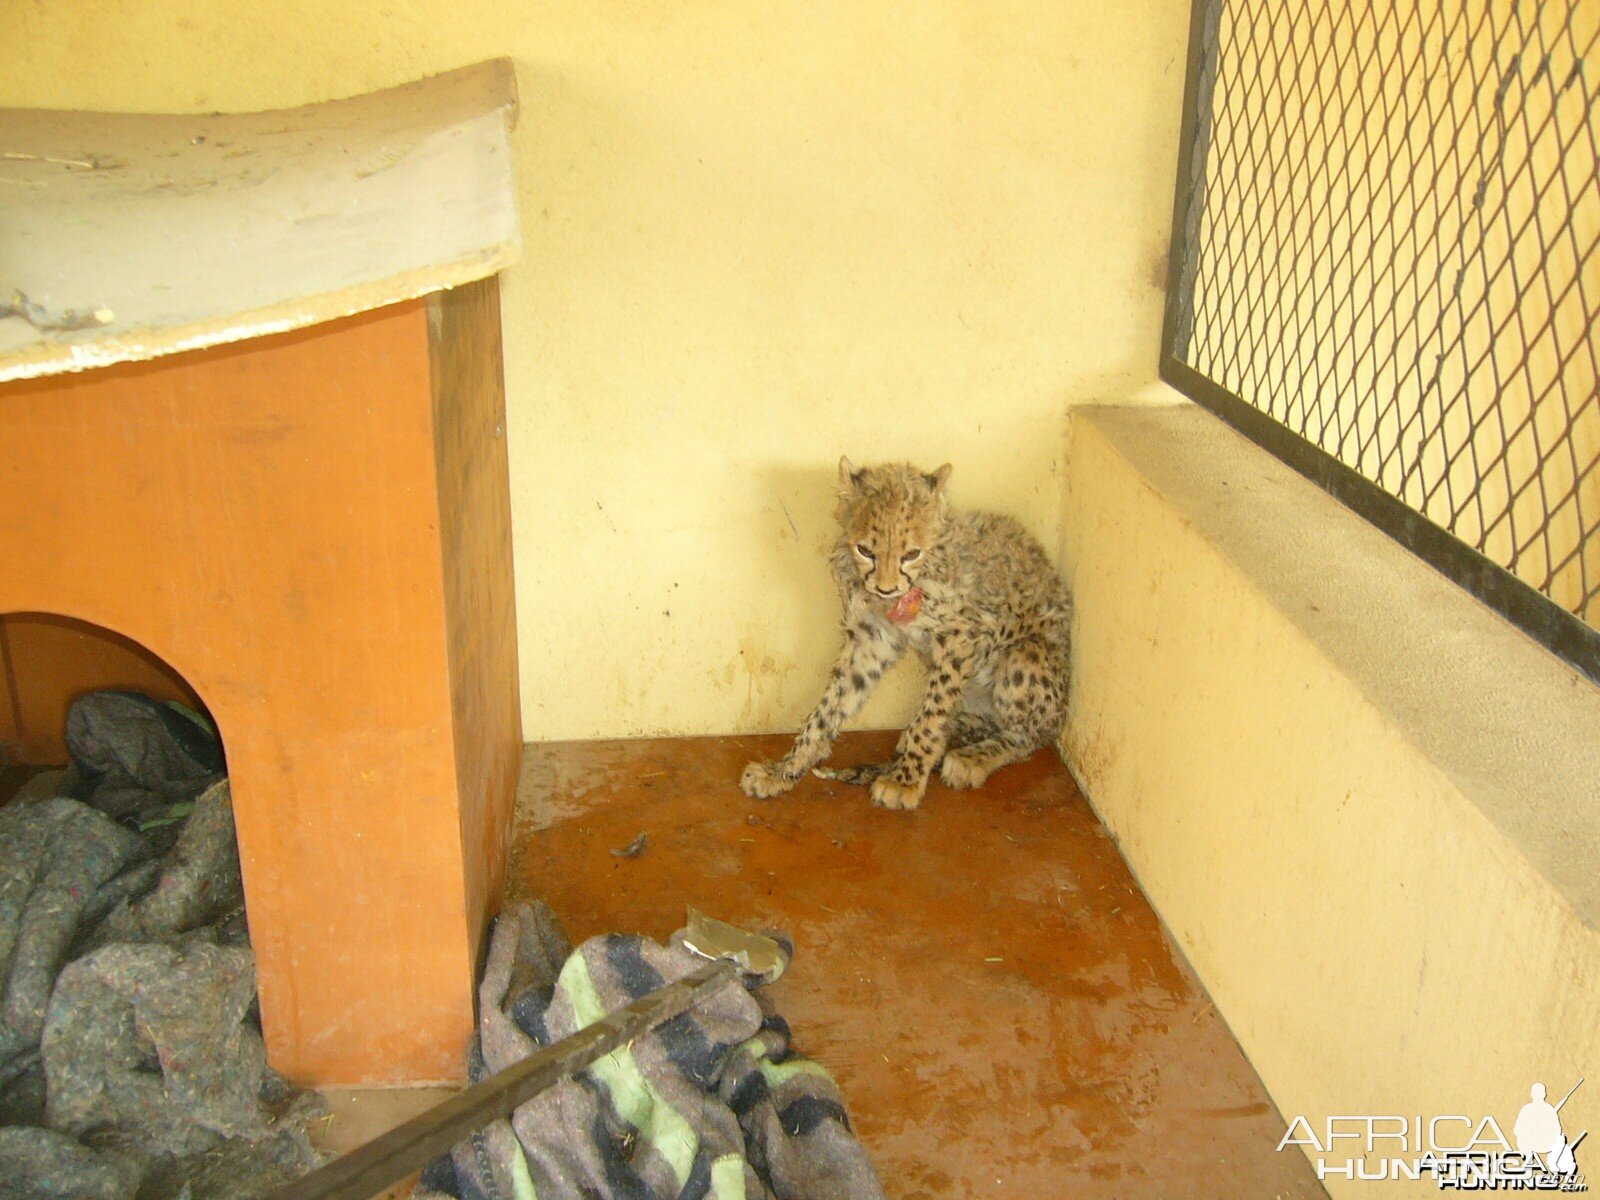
[0,59,519,383]
[1060,397,1600,1197]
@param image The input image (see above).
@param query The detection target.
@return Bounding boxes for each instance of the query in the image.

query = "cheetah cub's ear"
[925,462,953,497]
[838,455,866,494]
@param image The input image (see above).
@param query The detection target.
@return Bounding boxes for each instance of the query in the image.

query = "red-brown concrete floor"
[510,732,1326,1200]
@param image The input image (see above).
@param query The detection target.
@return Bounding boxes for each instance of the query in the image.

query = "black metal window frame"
[1160,0,1600,686]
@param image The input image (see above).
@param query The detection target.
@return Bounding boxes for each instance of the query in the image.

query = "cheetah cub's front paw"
[741,761,798,799]
[870,775,926,811]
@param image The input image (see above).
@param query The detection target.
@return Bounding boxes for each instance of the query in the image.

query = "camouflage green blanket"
[418,901,885,1200]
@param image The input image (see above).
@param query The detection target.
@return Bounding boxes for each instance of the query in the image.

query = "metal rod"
[263,958,737,1200]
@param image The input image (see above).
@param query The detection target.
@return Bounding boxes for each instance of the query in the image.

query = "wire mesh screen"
[1166,0,1600,644]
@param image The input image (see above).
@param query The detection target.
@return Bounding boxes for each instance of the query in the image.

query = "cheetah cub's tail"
[811,763,892,786]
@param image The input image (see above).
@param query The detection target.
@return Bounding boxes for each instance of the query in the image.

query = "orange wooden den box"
[0,62,524,1087]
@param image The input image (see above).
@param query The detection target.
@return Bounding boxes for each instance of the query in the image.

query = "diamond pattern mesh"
[1172,0,1600,626]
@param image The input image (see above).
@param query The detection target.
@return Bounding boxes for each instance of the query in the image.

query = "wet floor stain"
[509,732,1326,1199]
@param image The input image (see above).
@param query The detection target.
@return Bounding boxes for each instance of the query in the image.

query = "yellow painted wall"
[0,0,1189,740]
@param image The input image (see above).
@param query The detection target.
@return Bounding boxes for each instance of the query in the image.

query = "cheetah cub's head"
[835,457,952,602]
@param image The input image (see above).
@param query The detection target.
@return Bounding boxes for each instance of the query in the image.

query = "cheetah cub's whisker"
[740,457,1072,812]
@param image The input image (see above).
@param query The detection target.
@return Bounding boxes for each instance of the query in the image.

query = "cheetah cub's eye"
[855,544,875,560]
[901,549,922,564]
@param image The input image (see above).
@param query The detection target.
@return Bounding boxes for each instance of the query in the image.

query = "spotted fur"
[740,457,1072,811]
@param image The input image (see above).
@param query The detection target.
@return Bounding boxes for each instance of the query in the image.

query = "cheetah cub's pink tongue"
[887,586,924,624]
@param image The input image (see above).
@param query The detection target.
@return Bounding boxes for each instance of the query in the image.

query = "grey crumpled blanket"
[0,770,324,1199]
[417,900,886,1200]
[64,690,226,822]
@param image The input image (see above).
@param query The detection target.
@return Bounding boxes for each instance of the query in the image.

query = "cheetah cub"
[740,458,1071,811]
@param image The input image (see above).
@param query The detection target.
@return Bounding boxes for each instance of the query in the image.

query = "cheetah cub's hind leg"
[939,638,1065,790]
[815,706,994,789]
[938,730,1033,790]
[820,707,1022,791]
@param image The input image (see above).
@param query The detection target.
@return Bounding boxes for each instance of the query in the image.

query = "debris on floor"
[418,899,885,1200]
[0,691,326,1200]
[610,832,649,858]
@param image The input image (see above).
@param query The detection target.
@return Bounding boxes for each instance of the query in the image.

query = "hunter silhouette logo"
[1514,1081,1583,1181]
[1278,1078,1588,1188]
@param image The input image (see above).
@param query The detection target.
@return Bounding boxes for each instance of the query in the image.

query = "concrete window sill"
[1061,394,1600,1165]
[1068,397,1600,928]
